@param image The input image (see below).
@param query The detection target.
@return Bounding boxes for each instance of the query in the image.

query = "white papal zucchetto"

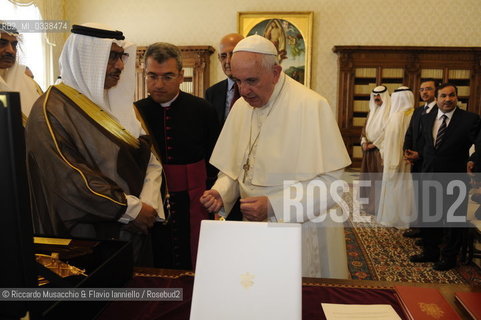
[233,34,278,55]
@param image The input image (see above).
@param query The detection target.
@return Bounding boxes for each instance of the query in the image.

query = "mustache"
[108,70,122,76]
[0,53,15,60]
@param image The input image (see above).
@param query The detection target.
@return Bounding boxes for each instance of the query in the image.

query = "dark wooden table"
[304,276,481,320]
[97,267,481,320]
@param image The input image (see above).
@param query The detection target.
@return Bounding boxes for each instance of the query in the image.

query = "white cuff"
[118,195,142,224]
[212,172,239,216]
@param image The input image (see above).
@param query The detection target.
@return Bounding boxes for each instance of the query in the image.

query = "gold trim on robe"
[22,112,28,127]
[54,83,140,148]
[42,86,128,206]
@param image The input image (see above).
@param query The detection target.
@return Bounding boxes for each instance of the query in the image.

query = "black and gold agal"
[71,24,124,40]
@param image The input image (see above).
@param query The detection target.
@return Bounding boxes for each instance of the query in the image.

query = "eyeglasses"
[108,51,129,64]
[145,73,179,83]
[419,87,434,92]
[218,52,234,61]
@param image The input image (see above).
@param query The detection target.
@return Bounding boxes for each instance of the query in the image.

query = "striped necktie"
[422,104,429,115]
[434,114,447,149]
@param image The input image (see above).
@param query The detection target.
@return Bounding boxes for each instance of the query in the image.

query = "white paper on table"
[321,303,402,320]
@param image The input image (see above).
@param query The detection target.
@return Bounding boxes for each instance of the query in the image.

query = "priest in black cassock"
[135,42,220,270]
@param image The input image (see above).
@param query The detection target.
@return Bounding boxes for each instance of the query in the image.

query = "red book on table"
[455,292,481,320]
[394,286,461,320]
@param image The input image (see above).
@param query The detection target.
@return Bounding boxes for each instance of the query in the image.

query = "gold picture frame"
[238,11,313,87]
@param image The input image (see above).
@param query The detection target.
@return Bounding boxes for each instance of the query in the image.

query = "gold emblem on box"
[240,272,255,288]
[419,302,444,319]
[36,253,87,286]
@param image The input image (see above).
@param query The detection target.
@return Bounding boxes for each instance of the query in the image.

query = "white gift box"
[190,220,302,320]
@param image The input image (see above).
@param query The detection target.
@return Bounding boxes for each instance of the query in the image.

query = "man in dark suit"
[205,33,244,126]
[410,83,480,271]
[403,79,438,239]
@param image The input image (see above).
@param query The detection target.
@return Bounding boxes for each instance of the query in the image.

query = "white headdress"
[365,85,391,145]
[59,23,141,138]
[390,86,414,116]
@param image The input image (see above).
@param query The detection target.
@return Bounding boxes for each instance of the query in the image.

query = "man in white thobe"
[359,86,391,214]
[0,22,41,123]
[26,23,164,265]
[200,35,352,279]
[377,87,415,228]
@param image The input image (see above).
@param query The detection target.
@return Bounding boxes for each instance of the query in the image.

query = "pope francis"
[201,35,352,279]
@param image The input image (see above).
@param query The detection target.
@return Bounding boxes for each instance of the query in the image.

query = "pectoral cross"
[242,158,250,183]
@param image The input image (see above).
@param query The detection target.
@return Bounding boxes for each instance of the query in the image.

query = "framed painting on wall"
[238,11,313,87]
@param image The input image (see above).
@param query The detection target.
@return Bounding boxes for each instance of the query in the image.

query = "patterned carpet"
[343,191,481,286]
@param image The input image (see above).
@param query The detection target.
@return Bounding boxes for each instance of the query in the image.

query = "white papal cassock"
[210,73,352,279]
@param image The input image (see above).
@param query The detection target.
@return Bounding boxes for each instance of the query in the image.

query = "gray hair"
[144,42,183,70]
[259,53,279,71]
